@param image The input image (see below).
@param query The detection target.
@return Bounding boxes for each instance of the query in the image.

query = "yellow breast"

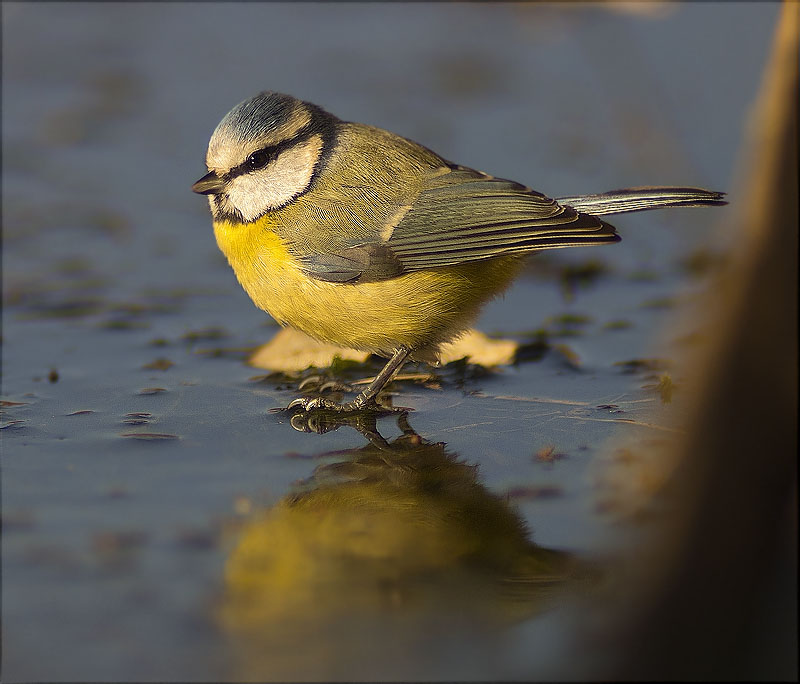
[213,217,523,359]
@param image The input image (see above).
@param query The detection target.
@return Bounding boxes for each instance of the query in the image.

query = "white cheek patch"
[225,135,323,221]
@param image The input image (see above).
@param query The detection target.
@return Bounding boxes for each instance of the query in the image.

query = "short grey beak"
[192,171,226,195]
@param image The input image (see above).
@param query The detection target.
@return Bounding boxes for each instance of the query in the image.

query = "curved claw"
[287,396,347,412]
[284,395,409,416]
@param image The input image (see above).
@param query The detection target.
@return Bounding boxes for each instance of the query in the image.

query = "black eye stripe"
[229,125,317,180]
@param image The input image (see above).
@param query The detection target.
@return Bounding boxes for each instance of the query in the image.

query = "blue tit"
[193,92,725,412]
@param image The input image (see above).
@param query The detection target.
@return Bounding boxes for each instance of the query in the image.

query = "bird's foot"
[286,396,350,412]
[284,395,405,414]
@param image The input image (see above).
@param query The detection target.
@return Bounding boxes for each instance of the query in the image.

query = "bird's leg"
[349,346,410,409]
[287,346,411,413]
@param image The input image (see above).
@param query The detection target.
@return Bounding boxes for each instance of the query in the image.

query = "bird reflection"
[285,399,409,436]
[219,413,583,680]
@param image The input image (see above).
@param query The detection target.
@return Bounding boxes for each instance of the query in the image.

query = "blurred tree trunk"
[591,1,798,679]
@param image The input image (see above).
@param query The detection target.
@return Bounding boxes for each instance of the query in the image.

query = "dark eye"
[245,148,274,171]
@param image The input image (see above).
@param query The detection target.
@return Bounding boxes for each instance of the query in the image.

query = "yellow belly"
[214,219,523,359]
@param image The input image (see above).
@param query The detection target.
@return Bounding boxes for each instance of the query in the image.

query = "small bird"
[193,91,725,413]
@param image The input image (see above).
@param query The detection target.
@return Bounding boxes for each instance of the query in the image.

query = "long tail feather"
[556,186,727,216]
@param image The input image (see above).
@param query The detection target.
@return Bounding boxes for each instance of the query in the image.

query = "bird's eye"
[245,148,274,171]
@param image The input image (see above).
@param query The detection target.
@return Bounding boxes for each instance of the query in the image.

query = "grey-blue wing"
[385,166,618,270]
